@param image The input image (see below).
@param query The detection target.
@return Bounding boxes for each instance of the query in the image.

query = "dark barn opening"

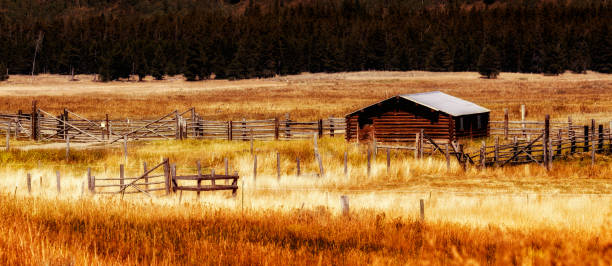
[345,91,490,143]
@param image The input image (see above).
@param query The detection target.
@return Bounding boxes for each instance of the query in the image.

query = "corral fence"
[22,158,241,198]
[0,100,346,143]
[374,115,612,170]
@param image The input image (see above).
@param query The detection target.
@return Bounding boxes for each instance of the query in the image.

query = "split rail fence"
[0,101,345,143]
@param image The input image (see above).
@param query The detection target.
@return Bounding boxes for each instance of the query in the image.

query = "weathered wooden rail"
[171,161,239,197]
[87,158,240,197]
[0,101,346,143]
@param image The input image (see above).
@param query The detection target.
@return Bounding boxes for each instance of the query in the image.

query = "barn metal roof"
[347,91,489,117]
[399,91,490,116]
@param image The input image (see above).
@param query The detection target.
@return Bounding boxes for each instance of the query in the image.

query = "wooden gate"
[90,159,171,196]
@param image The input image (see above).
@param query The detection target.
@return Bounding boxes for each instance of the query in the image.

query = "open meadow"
[1,71,612,265]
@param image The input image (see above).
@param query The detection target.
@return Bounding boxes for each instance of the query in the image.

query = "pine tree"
[591,26,612,74]
[183,45,201,81]
[567,40,589,74]
[0,62,8,81]
[477,44,501,79]
[542,43,565,75]
[427,40,453,72]
[150,44,166,80]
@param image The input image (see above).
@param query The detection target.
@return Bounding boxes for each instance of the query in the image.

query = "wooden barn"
[345,91,490,143]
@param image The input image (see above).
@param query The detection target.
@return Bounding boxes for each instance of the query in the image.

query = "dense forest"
[0,0,610,81]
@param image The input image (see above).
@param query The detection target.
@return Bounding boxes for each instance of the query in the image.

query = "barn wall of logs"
[345,98,490,143]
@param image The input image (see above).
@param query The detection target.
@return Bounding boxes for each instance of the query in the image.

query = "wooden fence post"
[143,162,149,192]
[296,157,301,176]
[65,136,70,160]
[224,157,229,185]
[285,113,291,139]
[87,167,92,193]
[123,135,128,164]
[329,116,335,137]
[56,171,61,194]
[344,151,348,176]
[341,195,349,216]
[63,108,69,140]
[196,160,202,199]
[480,141,486,169]
[211,169,216,187]
[598,124,604,152]
[521,104,526,137]
[556,129,562,157]
[253,155,257,181]
[419,199,425,222]
[250,129,254,154]
[504,108,509,140]
[386,148,390,173]
[175,110,180,140]
[318,119,323,138]
[5,121,9,151]
[120,164,125,191]
[171,164,176,193]
[542,115,549,169]
[419,129,424,159]
[31,100,38,141]
[414,132,420,158]
[190,107,196,138]
[314,133,324,177]
[105,114,110,140]
[228,121,233,141]
[276,152,281,181]
[584,125,589,153]
[609,121,612,153]
[570,119,576,155]
[163,159,171,195]
[568,116,573,144]
[592,119,596,165]
[274,117,279,140]
[27,173,31,194]
[13,118,18,140]
[494,137,499,166]
[445,143,450,171]
[316,149,325,178]
[242,118,247,141]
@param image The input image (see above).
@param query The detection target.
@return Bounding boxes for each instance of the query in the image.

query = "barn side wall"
[371,111,451,142]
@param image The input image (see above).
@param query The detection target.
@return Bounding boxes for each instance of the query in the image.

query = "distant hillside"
[0,0,610,80]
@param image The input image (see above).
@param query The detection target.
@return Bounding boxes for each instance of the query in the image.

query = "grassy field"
[1,71,611,122]
[0,71,611,265]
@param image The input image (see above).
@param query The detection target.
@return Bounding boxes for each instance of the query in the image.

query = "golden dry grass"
[0,71,611,264]
[1,71,611,123]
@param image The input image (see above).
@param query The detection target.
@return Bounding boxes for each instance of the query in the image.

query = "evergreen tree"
[183,45,202,81]
[542,43,565,75]
[150,44,166,80]
[591,27,612,74]
[427,40,453,72]
[567,40,589,74]
[477,44,501,79]
[0,62,8,81]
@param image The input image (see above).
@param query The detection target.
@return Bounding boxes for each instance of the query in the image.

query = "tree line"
[0,0,610,82]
